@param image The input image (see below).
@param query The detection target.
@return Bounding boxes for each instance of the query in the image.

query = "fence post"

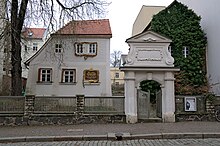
[24,95,35,124]
[76,95,85,118]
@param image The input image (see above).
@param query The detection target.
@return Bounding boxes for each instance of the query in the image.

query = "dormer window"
[55,43,63,53]
[33,43,38,51]
[182,46,189,58]
[75,42,97,57]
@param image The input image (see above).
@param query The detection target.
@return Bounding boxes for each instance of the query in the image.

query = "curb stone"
[0,133,220,143]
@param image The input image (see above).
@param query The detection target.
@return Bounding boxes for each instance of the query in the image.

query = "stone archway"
[120,30,179,123]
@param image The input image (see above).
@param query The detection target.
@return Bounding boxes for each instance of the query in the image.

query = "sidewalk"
[0,121,220,142]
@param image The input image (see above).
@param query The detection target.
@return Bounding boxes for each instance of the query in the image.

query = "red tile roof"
[54,19,112,36]
[22,28,46,39]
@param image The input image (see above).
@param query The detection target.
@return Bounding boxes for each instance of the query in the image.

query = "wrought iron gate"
[137,90,150,119]
[137,89,162,120]
[156,90,162,118]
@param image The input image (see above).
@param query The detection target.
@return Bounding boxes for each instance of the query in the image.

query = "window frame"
[61,69,76,83]
[38,68,52,83]
[115,72,120,78]
[182,46,189,58]
[33,43,38,51]
[55,43,63,53]
[75,42,98,57]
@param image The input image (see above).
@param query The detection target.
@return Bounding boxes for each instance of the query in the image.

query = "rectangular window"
[115,72,120,78]
[33,43,38,51]
[75,42,97,56]
[76,43,84,54]
[89,43,97,54]
[62,69,76,83]
[38,68,52,82]
[182,46,189,58]
[55,43,63,53]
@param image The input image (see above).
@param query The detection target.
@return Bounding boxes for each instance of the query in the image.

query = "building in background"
[132,5,165,36]
[177,0,220,95]
[0,26,47,95]
[21,27,48,78]
[110,67,124,85]
[132,0,220,96]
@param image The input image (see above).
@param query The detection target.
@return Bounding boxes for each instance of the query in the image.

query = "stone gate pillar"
[163,72,176,122]
[124,71,137,123]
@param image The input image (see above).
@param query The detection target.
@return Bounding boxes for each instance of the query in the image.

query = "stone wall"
[0,95,125,126]
[175,96,217,121]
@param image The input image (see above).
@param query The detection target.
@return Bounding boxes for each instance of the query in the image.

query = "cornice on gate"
[122,30,175,68]
[126,30,172,43]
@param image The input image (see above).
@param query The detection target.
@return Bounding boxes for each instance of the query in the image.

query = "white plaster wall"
[26,36,112,96]
[178,0,220,95]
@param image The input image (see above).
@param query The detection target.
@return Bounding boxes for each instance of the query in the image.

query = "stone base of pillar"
[163,112,175,123]
[126,115,138,124]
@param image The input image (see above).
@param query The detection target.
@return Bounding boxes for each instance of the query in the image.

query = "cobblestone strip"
[1,138,220,146]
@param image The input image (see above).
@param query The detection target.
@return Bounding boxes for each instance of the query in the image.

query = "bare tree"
[4,0,109,95]
[110,50,122,67]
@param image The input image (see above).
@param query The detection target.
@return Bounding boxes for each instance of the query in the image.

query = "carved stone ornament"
[126,57,134,65]
[165,49,174,65]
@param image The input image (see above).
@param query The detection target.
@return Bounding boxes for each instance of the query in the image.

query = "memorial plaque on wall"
[84,69,99,83]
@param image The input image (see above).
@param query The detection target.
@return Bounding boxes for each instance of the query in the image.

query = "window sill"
[59,82,77,85]
[36,81,53,85]
[84,82,100,85]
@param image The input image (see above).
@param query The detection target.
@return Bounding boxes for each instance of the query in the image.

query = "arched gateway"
[120,30,179,123]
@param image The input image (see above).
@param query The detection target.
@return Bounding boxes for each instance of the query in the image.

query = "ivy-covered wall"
[150,0,208,95]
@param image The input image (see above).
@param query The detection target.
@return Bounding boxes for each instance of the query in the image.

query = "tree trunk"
[11,28,22,96]
[10,0,28,96]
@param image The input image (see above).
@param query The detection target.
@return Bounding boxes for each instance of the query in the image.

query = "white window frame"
[75,42,97,56]
[89,43,97,55]
[62,69,76,83]
[182,46,189,58]
[38,68,52,82]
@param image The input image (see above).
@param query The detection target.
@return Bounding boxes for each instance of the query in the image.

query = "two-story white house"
[25,19,112,96]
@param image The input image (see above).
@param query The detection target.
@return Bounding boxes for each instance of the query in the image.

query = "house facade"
[25,19,112,96]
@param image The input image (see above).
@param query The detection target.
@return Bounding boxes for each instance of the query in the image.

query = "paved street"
[1,138,220,146]
[1,122,220,145]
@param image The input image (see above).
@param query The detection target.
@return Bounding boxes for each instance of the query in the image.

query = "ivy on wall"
[150,0,208,95]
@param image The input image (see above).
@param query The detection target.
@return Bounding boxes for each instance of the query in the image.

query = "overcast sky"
[106,0,173,54]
